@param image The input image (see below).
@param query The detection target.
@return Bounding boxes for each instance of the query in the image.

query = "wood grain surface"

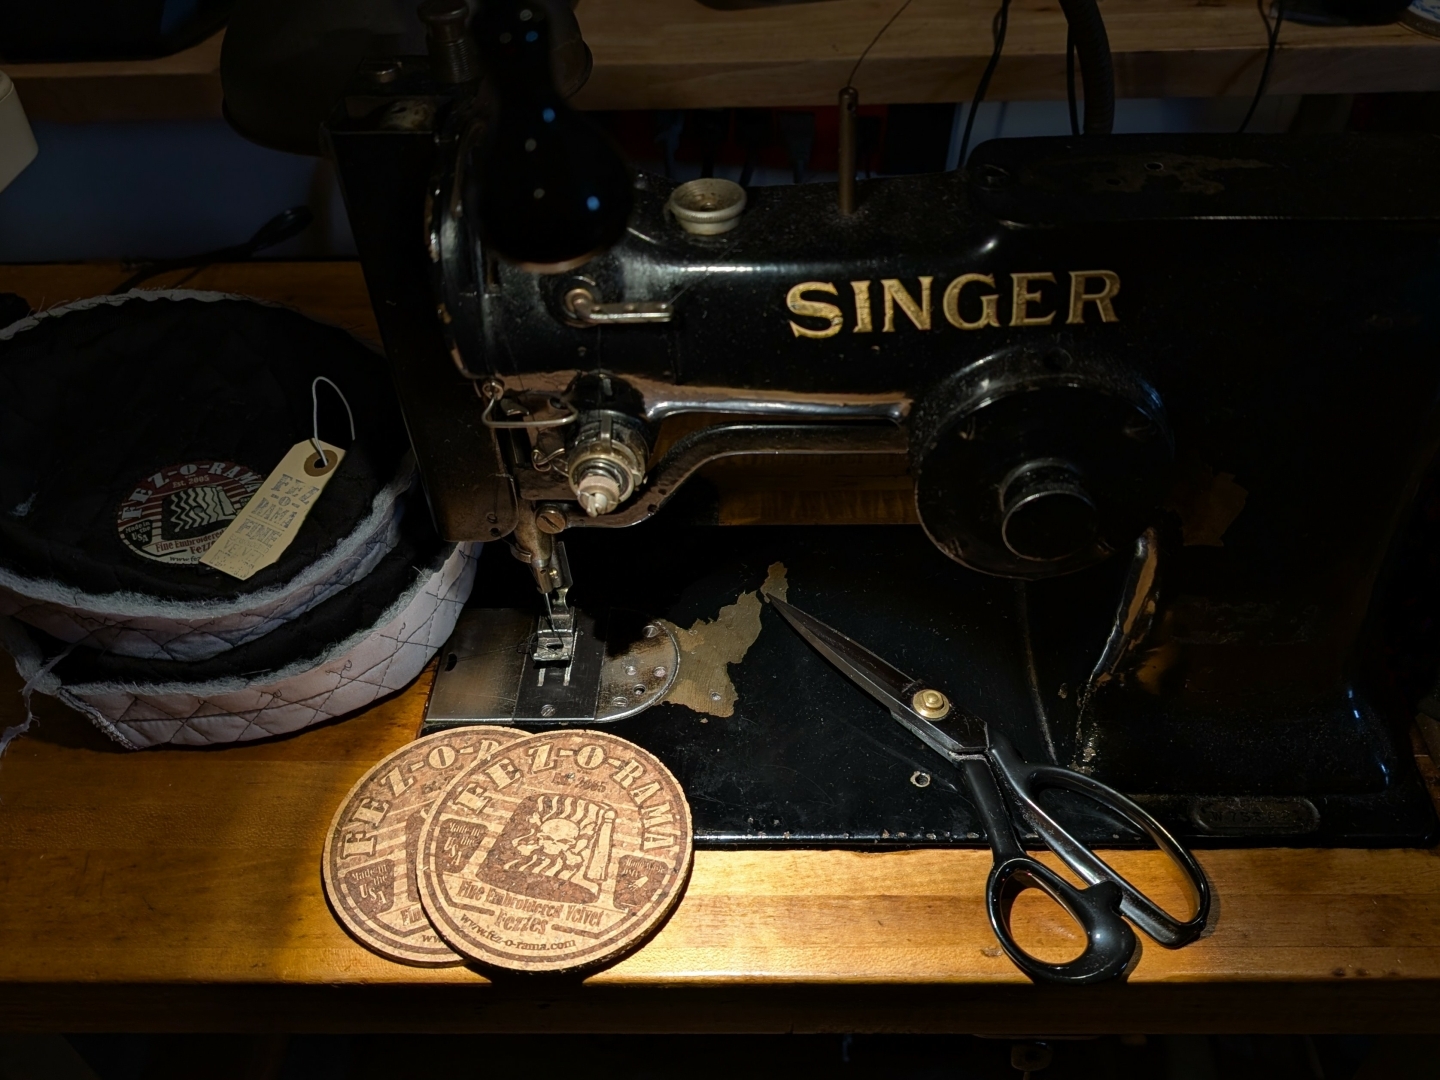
[2,261,1440,1032]
[7,1,1439,123]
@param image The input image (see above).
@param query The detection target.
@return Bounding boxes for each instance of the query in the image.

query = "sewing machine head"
[326,11,1439,578]
[318,0,1440,845]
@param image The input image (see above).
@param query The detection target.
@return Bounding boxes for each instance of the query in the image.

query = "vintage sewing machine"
[322,1,1440,849]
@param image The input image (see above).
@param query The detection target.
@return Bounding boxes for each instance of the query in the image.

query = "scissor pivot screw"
[912,688,951,719]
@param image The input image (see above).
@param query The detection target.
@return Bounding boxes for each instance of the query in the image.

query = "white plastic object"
[0,71,38,194]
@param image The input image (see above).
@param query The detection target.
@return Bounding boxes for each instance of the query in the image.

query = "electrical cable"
[1058,0,1114,134]
[959,0,1111,168]
[1237,0,1286,134]
[957,0,1013,169]
[111,206,313,294]
[1066,30,1080,136]
[837,0,913,197]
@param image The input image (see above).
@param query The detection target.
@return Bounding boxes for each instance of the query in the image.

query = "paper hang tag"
[201,440,345,581]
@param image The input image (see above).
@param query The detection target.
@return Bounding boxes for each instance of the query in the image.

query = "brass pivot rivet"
[912,688,951,720]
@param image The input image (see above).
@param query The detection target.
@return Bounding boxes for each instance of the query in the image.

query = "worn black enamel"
[468,524,1437,849]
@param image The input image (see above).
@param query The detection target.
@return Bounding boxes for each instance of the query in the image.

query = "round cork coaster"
[322,726,526,966]
[416,729,693,974]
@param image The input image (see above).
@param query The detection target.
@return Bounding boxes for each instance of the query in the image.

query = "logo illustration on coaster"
[418,729,693,973]
[116,461,264,564]
[322,726,525,966]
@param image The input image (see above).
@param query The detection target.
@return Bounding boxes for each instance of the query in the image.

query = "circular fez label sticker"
[115,461,264,565]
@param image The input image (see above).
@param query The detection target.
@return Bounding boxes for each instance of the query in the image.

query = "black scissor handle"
[986,856,1136,986]
[987,734,1210,948]
[960,755,1136,985]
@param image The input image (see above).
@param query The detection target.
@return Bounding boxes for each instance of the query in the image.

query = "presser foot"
[423,607,680,729]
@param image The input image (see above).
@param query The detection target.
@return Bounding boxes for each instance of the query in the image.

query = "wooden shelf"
[573,0,1440,108]
[5,31,225,124]
[5,1,1438,124]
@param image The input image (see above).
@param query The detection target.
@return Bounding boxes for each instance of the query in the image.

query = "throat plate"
[425,608,679,726]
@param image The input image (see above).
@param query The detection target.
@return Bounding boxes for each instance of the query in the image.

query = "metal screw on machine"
[535,505,568,534]
[419,0,480,83]
[912,688,951,719]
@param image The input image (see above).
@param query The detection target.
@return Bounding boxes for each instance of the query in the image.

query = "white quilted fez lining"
[0,289,416,662]
[2,542,480,750]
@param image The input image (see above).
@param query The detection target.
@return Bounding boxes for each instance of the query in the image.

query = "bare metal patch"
[661,562,788,718]
[1164,461,1248,547]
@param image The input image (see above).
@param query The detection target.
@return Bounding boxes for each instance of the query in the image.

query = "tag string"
[0,642,77,764]
[311,377,356,467]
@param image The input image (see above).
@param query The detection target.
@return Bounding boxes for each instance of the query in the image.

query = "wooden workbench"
[2,262,1440,1034]
[8,0,1440,123]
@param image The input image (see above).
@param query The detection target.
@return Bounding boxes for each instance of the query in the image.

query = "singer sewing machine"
[323,1,1440,849]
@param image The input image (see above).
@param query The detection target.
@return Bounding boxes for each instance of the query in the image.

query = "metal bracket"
[564,287,673,326]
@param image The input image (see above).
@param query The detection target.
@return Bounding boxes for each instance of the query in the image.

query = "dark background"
[1,1031,1431,1080]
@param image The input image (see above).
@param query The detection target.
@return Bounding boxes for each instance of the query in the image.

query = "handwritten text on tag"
[200,440,344,581]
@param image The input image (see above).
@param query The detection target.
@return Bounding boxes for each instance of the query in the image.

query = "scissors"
[767,595,1211,985]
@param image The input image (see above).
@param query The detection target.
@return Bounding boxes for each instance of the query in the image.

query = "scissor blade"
[767,595,979,762]
[768,596,917,713]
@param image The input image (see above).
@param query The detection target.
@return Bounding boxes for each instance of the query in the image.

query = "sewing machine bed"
[452,524,1438,849]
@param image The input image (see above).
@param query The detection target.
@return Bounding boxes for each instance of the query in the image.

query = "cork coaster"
[417,729,693,973]
[322,726,526,966]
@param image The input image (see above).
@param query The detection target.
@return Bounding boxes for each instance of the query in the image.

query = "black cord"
[1059,0,1114,134]
[111,206,313,294]
[958,0,1013,170]
[1065,30,1080,136]
[1237,0,1286,134]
